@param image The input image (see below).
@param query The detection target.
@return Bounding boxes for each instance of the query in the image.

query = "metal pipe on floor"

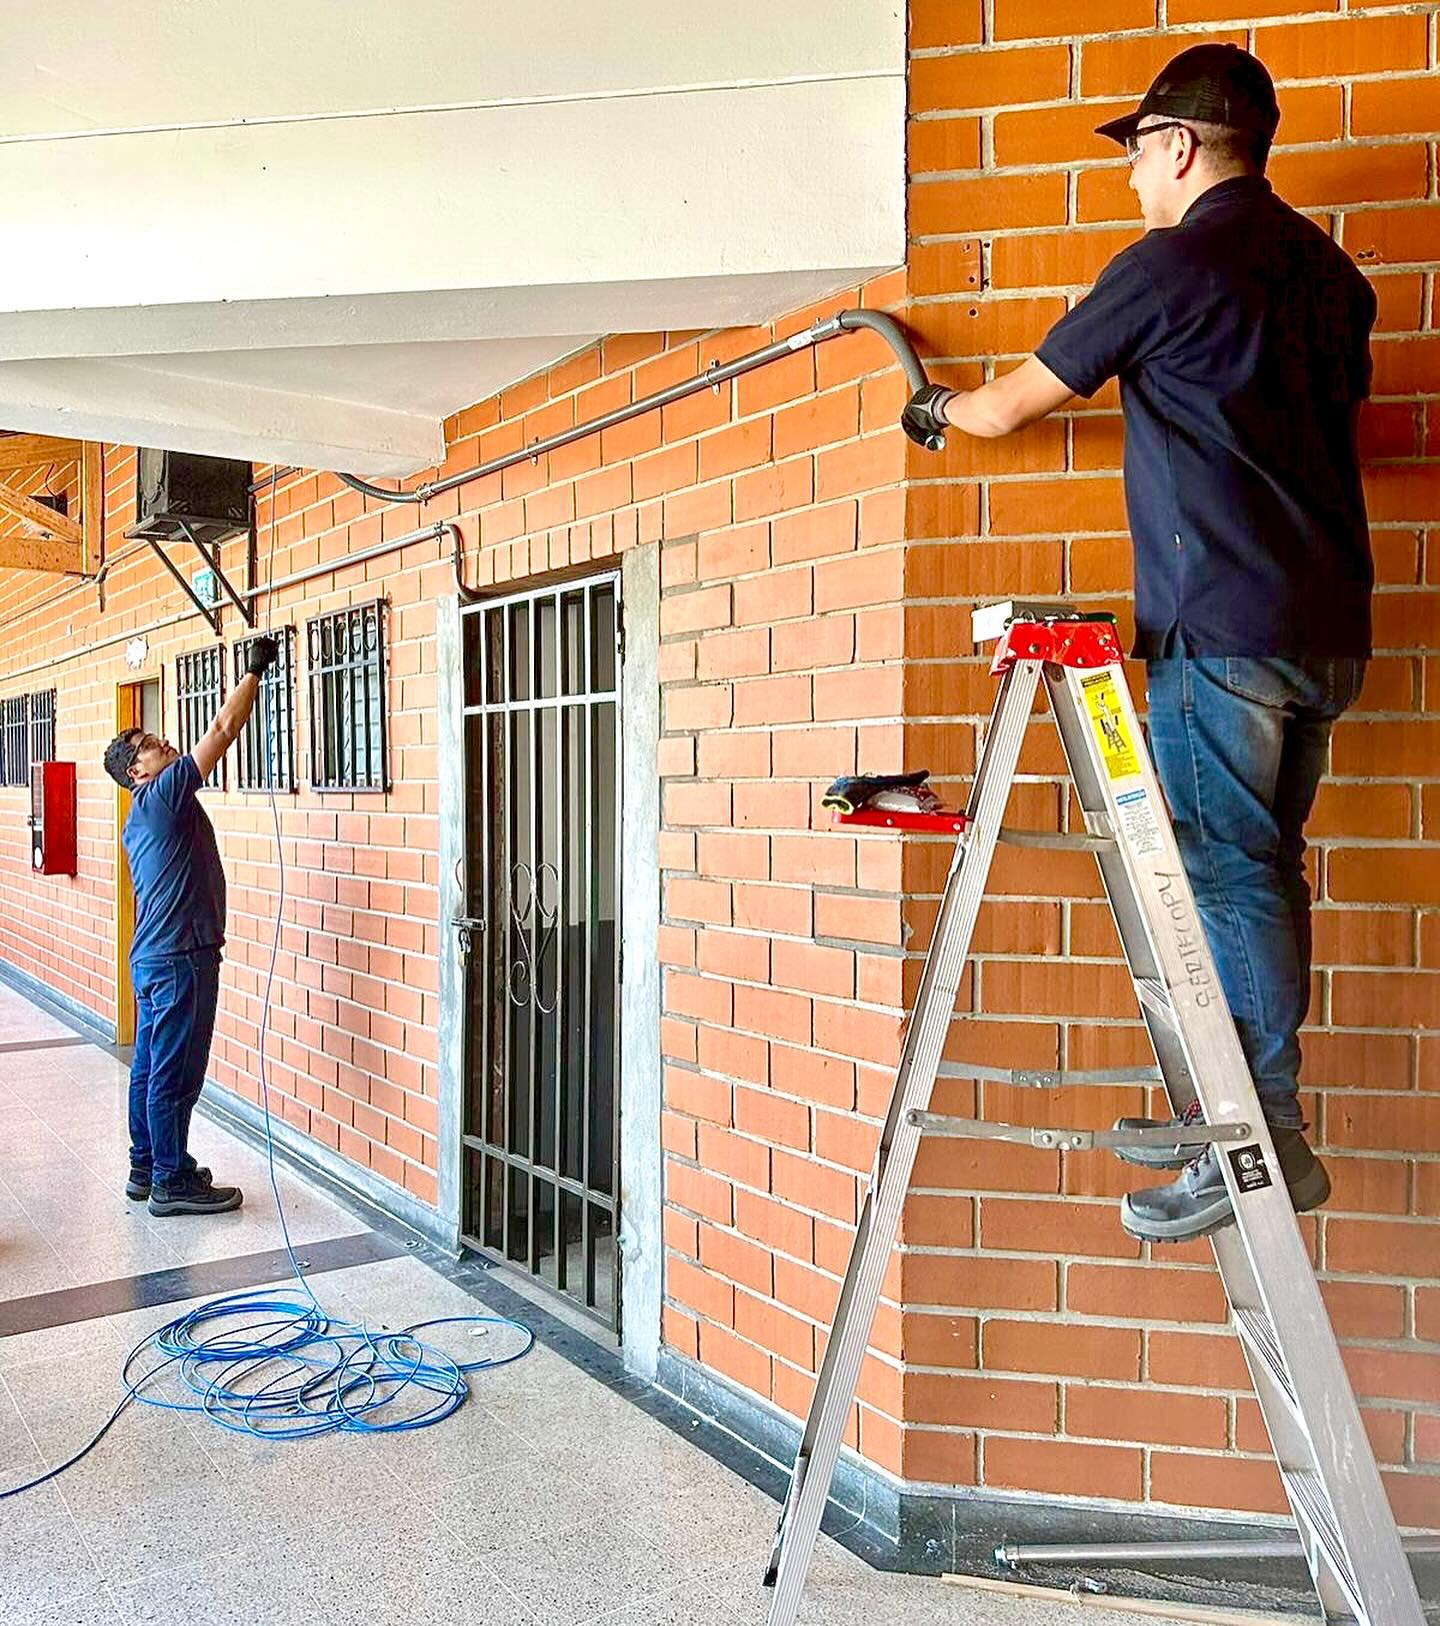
[996,1537,1440,1566]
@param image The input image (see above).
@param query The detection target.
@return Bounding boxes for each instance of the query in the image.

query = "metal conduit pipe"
[335,308,931,509]
[0,520,453,685]
[2,313,922,656]
[0,468,311,638]
[237,520,450,602]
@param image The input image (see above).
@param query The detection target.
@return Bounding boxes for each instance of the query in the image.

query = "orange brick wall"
[0,1,1435,1533]
[881,0,1439,1526]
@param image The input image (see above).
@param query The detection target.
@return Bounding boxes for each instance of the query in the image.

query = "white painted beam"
[0,357,445,476]
[0,270,872,367]
[0,5,905,476]
[0,80,903,324]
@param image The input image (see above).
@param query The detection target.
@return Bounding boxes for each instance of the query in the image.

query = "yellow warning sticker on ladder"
[1080,671,1140,781]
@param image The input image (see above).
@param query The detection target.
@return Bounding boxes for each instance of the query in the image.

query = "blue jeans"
[1145,656,1365,1129]
[127,948,222,1186]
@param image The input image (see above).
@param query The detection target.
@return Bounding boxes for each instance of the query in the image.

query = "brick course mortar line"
[0,11,1437,1519]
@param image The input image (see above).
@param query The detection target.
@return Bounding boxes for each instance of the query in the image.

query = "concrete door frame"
[436,547,662,1372]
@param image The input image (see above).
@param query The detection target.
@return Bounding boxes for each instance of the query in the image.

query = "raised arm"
[191,636,277,782]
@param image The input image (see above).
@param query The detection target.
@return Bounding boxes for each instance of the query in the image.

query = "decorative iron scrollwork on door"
[507,859,559,1014]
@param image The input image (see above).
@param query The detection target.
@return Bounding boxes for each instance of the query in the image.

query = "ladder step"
[997,827,1116,853]
[936,1061,1163,1089]
[907,1110,1250,1156]
[1283,1468,1361,1610]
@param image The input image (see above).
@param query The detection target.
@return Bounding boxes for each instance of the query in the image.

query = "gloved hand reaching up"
[245,635,279,676]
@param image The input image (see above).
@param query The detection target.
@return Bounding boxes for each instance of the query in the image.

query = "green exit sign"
[191,566,220,608]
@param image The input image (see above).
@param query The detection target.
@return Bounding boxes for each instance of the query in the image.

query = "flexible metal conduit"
[335,309,929,509]
[0,311,927,661]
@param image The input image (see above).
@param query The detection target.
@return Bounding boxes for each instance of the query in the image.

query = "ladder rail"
[1043,658,1423,1626]
[761,610,1424,1626]
[763,659,1043,1623]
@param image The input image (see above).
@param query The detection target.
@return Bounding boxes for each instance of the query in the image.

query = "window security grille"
[307,600,387,792]
[233,628,296,792]
[175,647,225,790]
[29,689,55,766]
[0,694,29,787]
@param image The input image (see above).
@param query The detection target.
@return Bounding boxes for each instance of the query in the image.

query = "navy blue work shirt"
[123,754,226,963]
[1035,175,1377,658]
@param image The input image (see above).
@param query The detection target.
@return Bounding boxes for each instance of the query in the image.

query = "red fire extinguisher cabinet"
[30,761,77,876]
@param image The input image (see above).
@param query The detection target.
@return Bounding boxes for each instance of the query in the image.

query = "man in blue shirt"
[902,45,1376,1243]
[104,635,277,1216]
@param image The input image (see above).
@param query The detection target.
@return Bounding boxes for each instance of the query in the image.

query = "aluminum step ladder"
[762,601,1423,1626]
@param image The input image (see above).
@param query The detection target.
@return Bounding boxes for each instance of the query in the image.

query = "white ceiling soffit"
[0,2,905,476]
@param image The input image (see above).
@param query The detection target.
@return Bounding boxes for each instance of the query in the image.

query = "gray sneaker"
[1121,1130,1330,1245]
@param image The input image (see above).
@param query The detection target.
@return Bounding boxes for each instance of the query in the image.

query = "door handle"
[451,916,486,956]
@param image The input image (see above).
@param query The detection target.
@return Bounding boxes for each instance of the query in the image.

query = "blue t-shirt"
[123,755,226,963]
[1035,175,1377,659]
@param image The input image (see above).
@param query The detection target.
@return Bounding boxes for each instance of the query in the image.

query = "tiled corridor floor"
[1,983,1262,1625]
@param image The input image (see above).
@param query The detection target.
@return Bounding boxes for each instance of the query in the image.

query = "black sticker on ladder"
[1227,1144,1273,1193]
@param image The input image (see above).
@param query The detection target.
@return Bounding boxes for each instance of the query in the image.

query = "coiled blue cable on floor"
[1,481,533,1503]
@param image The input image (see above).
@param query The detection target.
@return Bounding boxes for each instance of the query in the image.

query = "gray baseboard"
[656,1347,904,1540]
[650,1348,1425,1616]
[194,1082,460,1257]
[0,956,118,1049]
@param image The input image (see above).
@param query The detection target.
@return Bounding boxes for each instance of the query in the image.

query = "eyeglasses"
[1126,120,1201,165]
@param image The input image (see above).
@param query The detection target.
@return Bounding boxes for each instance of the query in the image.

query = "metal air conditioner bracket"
[122,517,255,633]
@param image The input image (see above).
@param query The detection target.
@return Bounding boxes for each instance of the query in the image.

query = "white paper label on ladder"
[1115,787,1163,858]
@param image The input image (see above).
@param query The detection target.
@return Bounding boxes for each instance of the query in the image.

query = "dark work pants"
[1145,656,1365,1129]
[127,947,222,1187]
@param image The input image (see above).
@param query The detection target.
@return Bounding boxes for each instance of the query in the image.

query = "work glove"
[901,383,956,451]
[246,634,279,676]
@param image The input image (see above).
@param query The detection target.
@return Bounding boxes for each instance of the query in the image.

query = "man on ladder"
[767,42,1416,1626]
[902,43,1377,1244]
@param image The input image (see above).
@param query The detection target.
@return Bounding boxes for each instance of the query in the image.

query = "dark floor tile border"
[7,960,1431,1617]
[0,1037,93,1055]
[0,1230,408,1337]
[399,1238,1440,1617]
[0,957,125,1057]
[176,1096,1440,1618]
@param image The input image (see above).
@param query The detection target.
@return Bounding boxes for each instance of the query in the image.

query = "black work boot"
[1121,1129,1330,1244]
[147,1167,242,1217]
[1111,1099,1205,1169]
[125,1166,152,1200]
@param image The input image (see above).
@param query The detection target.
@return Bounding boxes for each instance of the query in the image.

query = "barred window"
[176,647,225,790]
[0,694,29,787]
[29,689,55,765]
[233,627,296,792]
[307,600,387,792]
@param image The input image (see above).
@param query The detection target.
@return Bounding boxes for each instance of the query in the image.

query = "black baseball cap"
[1095,43,1280,147]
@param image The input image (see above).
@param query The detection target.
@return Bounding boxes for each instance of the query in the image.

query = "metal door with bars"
[458,575,623,1329]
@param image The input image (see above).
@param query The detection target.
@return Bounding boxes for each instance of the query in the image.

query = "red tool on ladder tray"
[764,600,1425,1626]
